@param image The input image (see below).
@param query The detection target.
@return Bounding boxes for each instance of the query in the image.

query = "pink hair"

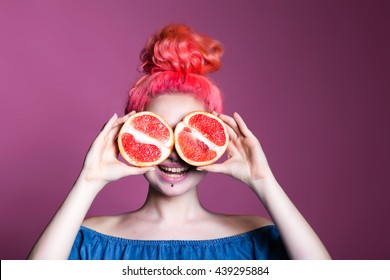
[126,24,224,114]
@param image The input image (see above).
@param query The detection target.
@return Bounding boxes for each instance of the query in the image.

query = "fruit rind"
[118,112,174,167]
[174,111,229,166]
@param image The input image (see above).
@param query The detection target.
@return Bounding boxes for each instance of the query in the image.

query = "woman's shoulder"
[80,212,274,240]
[82,213,125,233]
[227,214,273,226]
[204,212,274,237]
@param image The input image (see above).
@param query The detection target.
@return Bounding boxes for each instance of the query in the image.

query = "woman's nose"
[168,148,180,163]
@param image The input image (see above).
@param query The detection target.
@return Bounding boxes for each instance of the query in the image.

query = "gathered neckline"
[80,225,276,246]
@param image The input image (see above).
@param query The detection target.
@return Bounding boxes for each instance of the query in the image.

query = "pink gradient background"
[1,0,389,259]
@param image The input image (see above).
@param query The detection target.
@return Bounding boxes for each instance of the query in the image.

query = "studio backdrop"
[0,0,389,259]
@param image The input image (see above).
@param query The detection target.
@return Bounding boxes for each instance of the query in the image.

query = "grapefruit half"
[118,112,174,167]
[174,111,229,166]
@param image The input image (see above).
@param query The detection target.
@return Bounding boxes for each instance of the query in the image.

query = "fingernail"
[196,168,204,172]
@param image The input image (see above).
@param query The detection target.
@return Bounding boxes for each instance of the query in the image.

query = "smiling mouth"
[158,165,190,178]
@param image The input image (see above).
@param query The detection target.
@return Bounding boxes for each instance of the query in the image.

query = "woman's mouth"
[158,165,190,178]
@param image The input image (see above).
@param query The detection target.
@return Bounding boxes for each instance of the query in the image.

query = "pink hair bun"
[126,24,224,114]
[140,24,223,75]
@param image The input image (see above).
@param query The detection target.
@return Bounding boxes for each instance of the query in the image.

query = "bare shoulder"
[226,214,274,230]
[82,214,124,233]
[209,213,274,236]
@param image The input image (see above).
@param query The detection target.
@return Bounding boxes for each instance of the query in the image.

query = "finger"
[225,141,239,156]
[88,113,123,156]
[107,111,136,140]
[125,166,156,176]
[225,124,238,141]
[116,164,155,178]
[197,163,227,174]
[233,112,255,138]
[98,113,118,137]
[110,166,155,182]
[128,166,156,175]
[212,111,242,137]
[218,113,241,136]
[112,111,135,129]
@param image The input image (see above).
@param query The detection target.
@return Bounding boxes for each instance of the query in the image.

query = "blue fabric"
[69,225,288,260]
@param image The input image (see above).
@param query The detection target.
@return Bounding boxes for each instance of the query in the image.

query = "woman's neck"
[139,185,207,225]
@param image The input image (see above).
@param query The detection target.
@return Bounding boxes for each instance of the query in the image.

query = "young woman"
[28,24,331,260]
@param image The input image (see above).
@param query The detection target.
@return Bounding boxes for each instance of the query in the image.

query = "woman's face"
[143,94,207,196]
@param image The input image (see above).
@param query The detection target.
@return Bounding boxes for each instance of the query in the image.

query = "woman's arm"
[27,178,101,259]
[251,173,331,259]
[27,113,152,259]
[201,112,331,259]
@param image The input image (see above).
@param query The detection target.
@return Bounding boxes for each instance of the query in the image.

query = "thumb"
[197,163,227,174]
[118,164,155,177]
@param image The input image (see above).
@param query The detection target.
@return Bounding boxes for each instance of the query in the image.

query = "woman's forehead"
[145,94,206,127]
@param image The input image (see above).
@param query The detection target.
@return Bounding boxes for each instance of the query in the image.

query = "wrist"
[248,170,279,199]
[74,172,107,196]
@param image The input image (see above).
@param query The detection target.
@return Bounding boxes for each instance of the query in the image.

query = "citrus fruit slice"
[118,112,174,167]
[174,111,229,166]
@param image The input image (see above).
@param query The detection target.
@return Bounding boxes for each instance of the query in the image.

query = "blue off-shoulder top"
[68,225,288,260]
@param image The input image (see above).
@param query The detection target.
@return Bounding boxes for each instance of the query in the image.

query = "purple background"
[1,0,389,260]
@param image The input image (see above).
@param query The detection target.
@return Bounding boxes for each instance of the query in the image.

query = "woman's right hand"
[78,112,154,190]
[28,112,154,260]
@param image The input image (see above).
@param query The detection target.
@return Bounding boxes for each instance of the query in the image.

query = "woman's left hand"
[199,112,274,189]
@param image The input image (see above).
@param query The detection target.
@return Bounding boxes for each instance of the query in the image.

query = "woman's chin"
[144,167,206,196]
